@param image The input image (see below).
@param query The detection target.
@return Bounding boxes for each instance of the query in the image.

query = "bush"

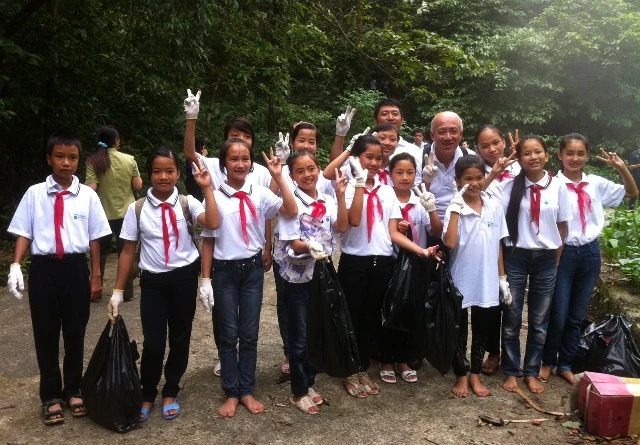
[601,208,640,290]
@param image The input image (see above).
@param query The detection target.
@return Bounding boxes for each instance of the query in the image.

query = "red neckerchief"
[310,199,326,220]
[400,203,419,242]
[233,191,258,246]
[378,170,389,185]
[54,191,71,259]
[566,182,592,234]
[497,170,514,182]
[364,186,383,242]
[529,174,552,234]
[160,202,179,266]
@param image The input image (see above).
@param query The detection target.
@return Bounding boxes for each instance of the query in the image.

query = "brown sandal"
[66,396,88,418]
[343,374,367,398]
[358,372,379,395]
[42,400,65,426]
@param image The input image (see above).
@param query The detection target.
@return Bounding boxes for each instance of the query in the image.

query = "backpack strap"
[461,146,469,156]
[179,194,201,256]
[134,197,146,239]
[422,142,431,160]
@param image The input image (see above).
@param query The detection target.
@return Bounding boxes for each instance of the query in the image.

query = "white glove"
[336,106,356,137]
[422,151,438,184]
[184,88,201,120]
[108,289,124,324]
[413,183,436,213]
[499,276,513,306]
[307,240,327,260]
[199,278,214,314]
[275,132,290,163]
[449,183,469,213]
[7,263,24,300]
[345,127,370,152]
[349,156,366,188]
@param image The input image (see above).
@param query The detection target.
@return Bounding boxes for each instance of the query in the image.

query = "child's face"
[47,144,79,184]
[558,139,588,174]
[457,167,485,197]
[376,129,398,159]
[227,128,253,146]
[292,129,317,154]
[359,144,383,179]
[413,132,424,144]
[150,156,180,195]
[476,128,506,165]
[290,155,320,194]
[225,144,252,183]
[519,139,549,176]
[390,160,416,191]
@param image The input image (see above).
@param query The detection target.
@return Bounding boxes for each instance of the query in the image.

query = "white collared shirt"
[120,188,204,273]
[202,182,282,260]
[196,154,272,192]
[390,193,431,249]
[395,137,424,186]
[557,171,625,246]
[341,179,398,256]
[487,172,573,249]
[430,147,470,221]
[8,175,111,255]
[444,194,508,308]
[276,188,338,283]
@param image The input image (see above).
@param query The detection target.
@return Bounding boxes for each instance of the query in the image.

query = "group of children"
[6,91,638,425]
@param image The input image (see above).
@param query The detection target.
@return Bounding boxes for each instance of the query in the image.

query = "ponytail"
[505,170,526,249]
[88,126,118,176]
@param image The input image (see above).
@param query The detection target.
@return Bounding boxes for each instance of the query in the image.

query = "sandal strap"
[291,395,317,413]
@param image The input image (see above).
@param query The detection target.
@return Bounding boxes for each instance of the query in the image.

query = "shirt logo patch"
[73,214,88,221]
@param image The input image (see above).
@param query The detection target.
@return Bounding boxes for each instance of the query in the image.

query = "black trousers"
[29,254,90,404]
[99,218,134,300]
[485,305,502,356]
[139,260,199,402]
[338,253,394,372]
[452,306,500,376]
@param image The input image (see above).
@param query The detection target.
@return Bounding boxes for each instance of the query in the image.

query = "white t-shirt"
[557,171,625,246]
[341,179,398,256]
[8,175,111,255]
[120,188,204,273]
[443,194,508,308]
[389,193,431,250]
[201,182,282,260]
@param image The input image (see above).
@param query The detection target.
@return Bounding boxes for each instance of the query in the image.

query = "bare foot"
[452,375,469,398]
[502,376,519,392]
[218,397,239,417]
[481,354,500,375]
[558,370,576,385]
[139,401,153,420]
[469,374,491,397]
[380,363,394,373]
[240,395,264,414]
[538,365,552,382]
[524,376,545,393]
[162,397,179,418]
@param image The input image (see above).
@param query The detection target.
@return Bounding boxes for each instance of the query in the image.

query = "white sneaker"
[214,361,221,377]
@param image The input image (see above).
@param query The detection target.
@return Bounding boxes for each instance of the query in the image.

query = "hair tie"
[98,141,108,148]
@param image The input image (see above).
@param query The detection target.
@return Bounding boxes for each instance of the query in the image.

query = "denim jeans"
[273,262,289,357]
[542,240,601,372]
[502,248,557,377]
[284,281,317,397]
[212,252,264,399]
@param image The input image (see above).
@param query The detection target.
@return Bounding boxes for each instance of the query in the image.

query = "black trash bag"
[572,314,640,377]
[307,260,361,378]
[382,247,432,333]
[81,316,142,433]
[422,264,464,375]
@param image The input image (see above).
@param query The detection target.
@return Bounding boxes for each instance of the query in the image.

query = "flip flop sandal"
[379,370,397,384]
[307,388,324,405]
[281,361,290,375]
[214,361,222,377]
[42,400,65,426]
[163,399,181,420]
[400,370,418,383]
[358,372,379,395]
[138,403,154,423]
[290,395,319,414]
[343,375,367,398]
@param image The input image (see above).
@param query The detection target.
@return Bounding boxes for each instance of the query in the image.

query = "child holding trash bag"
[382,152,442,384]
[107,147,219,421]
[487,135,572,394]
[275,150,349,414]
[539,134,637,385]
[444,155,510,397]
[7,130,111,425]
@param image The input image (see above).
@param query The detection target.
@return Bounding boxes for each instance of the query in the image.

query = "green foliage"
[601,208,640,291]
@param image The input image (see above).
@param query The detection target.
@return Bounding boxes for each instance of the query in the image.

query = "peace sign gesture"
[262,147,283,178]
[192,159,212,189]
[507,129,520,156]
[596,147,626,170]
[490,150,518,177]
[336,106,356,137]
[422,151,438,184]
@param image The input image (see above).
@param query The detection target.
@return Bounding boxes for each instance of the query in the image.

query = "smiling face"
[390,159,416,191]
[376,129,398,160]
[290,154,320,195]
[150,155,180,197]
[518,138,549,177]
[292,128,318,154]
[224,143,253,185]
[457,167,485,198]
[47,144,80,187]
[431,112,463,160]
[358,143,383,179]
[558,139,588,175]
[476,127,507,166]
[375,105,403,131]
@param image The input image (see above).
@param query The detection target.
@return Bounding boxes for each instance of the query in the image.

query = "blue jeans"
[502,248,557,377]
[285,281,317,397]
[212,252,264,399]
[542,240,601,372]
[273,262,289,357]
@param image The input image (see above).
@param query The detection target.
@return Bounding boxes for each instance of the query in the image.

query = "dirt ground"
[0,254,583,445]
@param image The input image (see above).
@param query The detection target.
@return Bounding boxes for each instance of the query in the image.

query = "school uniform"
[488,172,573,378]
[8,175,111,404]
[395,137,424,186]
[543,172,625,373]
[201,181,282,399]
[390,194,432,250]
[277,188,338,397]
[443,194,508,376]
[430,147,475,220]
[339,179,398,370]
[119,187,204,402]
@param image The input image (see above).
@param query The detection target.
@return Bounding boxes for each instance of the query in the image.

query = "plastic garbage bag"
[572,313,640,377]
[423,263,464,375]
[307,260,361,378]
[81,316,142,433]
[382,248,432,332]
